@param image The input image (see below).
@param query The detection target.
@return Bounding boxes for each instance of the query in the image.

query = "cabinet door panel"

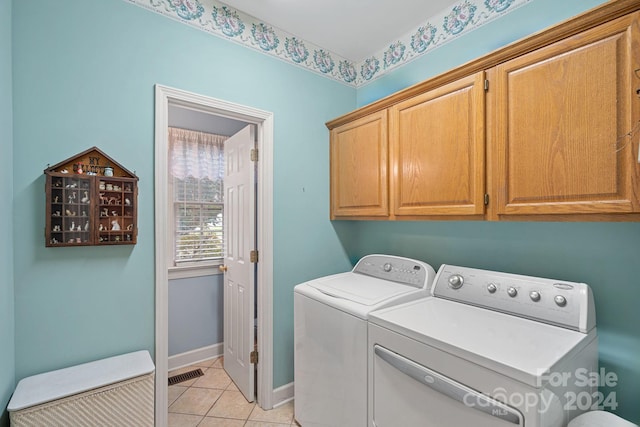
[330,110,388,218]
[493,14,640,215]
[391,72,485,216]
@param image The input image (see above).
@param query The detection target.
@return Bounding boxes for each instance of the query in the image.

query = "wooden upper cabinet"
[330,110,388,219]
[327,2,640,222]
[491,13,640,217]
[390,72,486,217]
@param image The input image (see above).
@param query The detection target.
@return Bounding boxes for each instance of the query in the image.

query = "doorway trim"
[154,84,274,427]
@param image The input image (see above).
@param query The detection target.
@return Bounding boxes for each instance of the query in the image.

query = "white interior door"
[222,124,256,402]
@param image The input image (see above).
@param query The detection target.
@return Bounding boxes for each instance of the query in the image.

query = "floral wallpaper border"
[126,0,531,87]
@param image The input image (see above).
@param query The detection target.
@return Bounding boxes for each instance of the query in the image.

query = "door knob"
[219,265,228,272]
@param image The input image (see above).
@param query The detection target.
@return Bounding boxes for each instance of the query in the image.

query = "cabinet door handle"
[219,265,228,272]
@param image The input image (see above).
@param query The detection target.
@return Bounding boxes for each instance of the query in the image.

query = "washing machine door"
[307,272,419,306]
[372,345,524,427]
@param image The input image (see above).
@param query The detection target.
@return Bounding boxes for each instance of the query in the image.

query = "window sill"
[168,264,222,280]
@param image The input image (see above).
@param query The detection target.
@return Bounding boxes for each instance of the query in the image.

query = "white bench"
[8,350,154,427]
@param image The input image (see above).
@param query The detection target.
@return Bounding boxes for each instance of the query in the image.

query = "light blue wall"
[169,275,223,356]
[0,0,15,425]
[10,0,640,422]
[345,0,640,423]
[12,0,353,389]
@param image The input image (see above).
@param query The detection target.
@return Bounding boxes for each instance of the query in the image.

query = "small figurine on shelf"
[65,182,77,188]
[50,238,59,244]
[81,210,86,217]
[53,210,61,217]
[115,235,121,242]
[125,198,131,206]
[81,191,89,203]
[101,208,108,217]
[99,223,104,231]
[112,210,118,217]
[108,195,121,205]
[53,180,62,187]
[84,221,89,231]
[52,225,61,232]
[65,209,76,216]
[53,195,59,203]
[126,234,131,242]
[124,185,132,192]
[69,221,75,231]
[126,224,134,231]
[76,225,82,231]
[111,219,121,231]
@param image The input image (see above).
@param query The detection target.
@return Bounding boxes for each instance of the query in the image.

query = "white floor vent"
[8,350,155,427]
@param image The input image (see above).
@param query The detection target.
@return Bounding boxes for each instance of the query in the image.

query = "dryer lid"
[369,298,597,388]
[307,272,419,306]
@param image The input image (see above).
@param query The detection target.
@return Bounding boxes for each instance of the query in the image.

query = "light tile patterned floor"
[168,357,298,427]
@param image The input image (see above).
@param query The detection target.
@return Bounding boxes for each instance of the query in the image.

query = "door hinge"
[484,193,490,205]
[250,250,259,263]
[250,350,258,364]
[251,148,258,162]
[484,79,489,91]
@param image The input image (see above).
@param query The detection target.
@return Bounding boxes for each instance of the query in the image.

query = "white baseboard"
[168,343,223,371]
[272,382,294,408]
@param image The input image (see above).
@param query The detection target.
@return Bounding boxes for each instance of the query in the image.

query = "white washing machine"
[368,264,598,427]
[294,254,436,427]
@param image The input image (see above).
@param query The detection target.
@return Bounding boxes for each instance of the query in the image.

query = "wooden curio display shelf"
[45,147,139,246]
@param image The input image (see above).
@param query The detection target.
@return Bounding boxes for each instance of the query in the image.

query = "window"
[169,127,226,272]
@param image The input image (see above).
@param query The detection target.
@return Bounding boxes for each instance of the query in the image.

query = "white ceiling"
[168,105,249,136]
[220,0,459,62]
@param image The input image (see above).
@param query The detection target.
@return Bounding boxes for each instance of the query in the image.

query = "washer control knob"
[507,287,518,298]
[383,263,392,272]
[554,295,567,307]
[487,283,497,293]
[529,291,541,302]
[448,274,464,289]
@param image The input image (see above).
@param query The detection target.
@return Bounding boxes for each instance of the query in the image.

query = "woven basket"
[10,372,154,427]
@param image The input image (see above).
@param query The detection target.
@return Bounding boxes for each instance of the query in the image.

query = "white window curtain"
[169,127,227,265]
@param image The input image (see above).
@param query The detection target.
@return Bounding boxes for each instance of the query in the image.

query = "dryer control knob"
[487,283,497,293]
[554,295,567,307]
[383,263,392,272]
[507,287,518,297]
[530,291,541,302]
[448,274,464,289]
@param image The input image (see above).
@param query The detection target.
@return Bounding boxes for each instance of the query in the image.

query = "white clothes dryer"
[368,264,599,427]
[294,254,436,427]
